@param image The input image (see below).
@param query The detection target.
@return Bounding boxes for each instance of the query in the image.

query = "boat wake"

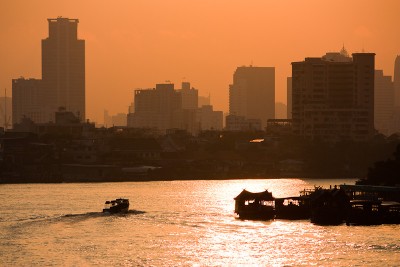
[63,209,146,218]
[8,210,146,225]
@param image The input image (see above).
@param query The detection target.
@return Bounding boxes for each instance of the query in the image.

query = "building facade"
[225,115,261,132]
[374,70,394,135]
[0,96,12,130]
[178,82,198,110]
[129,84,182,133]
[393,56,400,134]
[287,77,292,119]
[197,105,223,131]
[12,78,45,124]
[291,50,375,141]
[229,66,275,128]
[42,17,85,122]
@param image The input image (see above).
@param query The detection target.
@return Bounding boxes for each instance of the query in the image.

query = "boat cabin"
[234,189,275,220]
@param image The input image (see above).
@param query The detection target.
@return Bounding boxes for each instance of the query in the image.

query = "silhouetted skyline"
[0,1,399,123]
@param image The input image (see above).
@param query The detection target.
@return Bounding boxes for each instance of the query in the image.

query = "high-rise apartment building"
[229,66,275,128]
[291,50,375,141]
[42,17,85,121]
[374,70,394,135]
[12,17,85,126]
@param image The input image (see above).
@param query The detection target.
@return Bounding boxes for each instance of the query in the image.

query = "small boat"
[234,189,275,220]
[102,198,129,213]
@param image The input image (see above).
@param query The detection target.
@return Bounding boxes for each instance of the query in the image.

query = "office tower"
[12,78,44,124]
[287,77,292,119]
[374,70,394,135]
[229,66,275,128]
[291,50,375,141]
[42,17,85,122]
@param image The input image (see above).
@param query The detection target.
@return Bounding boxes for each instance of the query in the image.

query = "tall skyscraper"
[229,66,275,128]
[291,49,375,141]
[12,17,85,126]
[42,17,85,121]
[374,70,394,135]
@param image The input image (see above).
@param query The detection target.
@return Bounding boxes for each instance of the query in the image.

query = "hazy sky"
[1,0,399,123]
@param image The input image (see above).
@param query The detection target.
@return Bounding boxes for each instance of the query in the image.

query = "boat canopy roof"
[234,189,274,201]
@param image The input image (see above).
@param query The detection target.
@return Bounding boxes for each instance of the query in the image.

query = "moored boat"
[309,187,350,225]
[275,196,311,220]
[102,198,129,213]
[234,189,275,220]
[346,199,382,226]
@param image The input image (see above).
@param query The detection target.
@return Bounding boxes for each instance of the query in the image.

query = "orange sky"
[1,0,399,123]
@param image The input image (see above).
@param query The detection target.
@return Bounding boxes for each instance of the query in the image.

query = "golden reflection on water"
[1,179,399,266]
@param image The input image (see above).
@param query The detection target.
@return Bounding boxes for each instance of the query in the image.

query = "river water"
[0,178,399,266]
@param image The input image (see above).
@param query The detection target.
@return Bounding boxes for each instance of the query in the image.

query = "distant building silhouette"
[12,17,85,126]
[394,55,400,107]
[128,82,223,134]
[42,18,85,122]
[287,77,292,119]
[291,48,375,141]
[12,78,44,124]
[197,105,223,131]
[178,82,198,110]
[128,83,182,133]
[225,114,261,131]
[104,110,127,127]
[0,96,12,130]
[394,56,400,133]
[275,102,287,119]
[374,70,394,135]
[198,94,211,108]
[229,66,275,128]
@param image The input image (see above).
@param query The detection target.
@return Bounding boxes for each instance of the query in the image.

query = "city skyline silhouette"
[1,1,399,124]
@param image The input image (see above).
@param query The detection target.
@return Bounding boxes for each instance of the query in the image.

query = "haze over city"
[1,0,399,123]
